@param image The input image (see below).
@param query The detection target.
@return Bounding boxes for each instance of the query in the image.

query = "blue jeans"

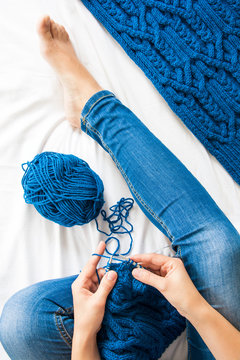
[1,90,240,360]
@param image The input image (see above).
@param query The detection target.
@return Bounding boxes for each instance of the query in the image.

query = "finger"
[92,267,112,291]
[130,252,166,262]
[92,268,106,286]
[97,268,106,280]
[72,277,91,296]
[81,241,106,278]
[95,270,118,303]
[90,282,98,293]
[132,267,166,292]
[129,253,156,265]
[73,243,106,288]
[74,270,105,294]
[130,253,171,269]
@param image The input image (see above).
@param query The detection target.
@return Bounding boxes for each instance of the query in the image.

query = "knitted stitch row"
[81,0,240,184]
[97,261,186,360]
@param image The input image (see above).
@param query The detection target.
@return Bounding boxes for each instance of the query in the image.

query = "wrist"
[184,294,210,325]
[73,331,97,347]
[73,320,98,342]
[177,289,206,319]
[72,332,100,360]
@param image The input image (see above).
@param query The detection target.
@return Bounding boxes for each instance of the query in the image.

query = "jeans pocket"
[54,307,74,348]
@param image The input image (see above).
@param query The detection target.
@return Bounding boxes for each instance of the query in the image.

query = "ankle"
[80,86,103,111]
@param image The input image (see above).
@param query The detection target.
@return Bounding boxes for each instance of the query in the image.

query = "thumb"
[132,268,166,292]
[96,270,118,302]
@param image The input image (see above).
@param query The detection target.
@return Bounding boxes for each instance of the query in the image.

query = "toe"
[50,20,59,39]
[49,20,69,42]
[37,15,52,40]
[60,25,69,42]
[58,25,65,40]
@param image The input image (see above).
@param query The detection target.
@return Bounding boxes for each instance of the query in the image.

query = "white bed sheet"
[0,1,239,359]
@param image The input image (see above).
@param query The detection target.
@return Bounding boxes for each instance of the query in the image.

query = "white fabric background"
[0,1,239,359]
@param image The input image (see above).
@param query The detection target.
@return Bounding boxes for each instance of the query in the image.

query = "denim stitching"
[175,247,179,258]
[54,306,73,348]
[82,117,174,242]
[186,321,192,360]
[85,120,174,241]
[178,245,183,259]
[82,94,115,126]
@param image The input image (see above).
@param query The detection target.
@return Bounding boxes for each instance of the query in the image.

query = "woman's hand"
[130,253,202,318]
[72,241,117,337]
[130,253,240,360]
[71,241,117,360]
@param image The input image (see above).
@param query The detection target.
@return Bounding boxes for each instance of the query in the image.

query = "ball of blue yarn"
[21,151,104,226]
[98,261,186,360]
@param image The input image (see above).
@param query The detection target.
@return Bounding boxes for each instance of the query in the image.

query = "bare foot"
[37,15,102,127]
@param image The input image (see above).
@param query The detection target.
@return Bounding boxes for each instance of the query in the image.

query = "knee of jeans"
[0,281,59,358]
[208,220,240,267]
[199,221,240,325]
[178,219,240,267]
[181,220,240,296]
[197,221,240,286]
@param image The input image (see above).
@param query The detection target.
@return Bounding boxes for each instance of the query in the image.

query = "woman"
[0,16,239,360]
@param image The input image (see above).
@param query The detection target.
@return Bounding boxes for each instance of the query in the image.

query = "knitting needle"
[116,254,142,268]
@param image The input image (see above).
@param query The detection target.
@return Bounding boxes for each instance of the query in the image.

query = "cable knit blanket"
[81,0,240,185]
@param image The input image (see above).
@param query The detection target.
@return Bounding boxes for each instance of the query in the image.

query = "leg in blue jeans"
[0,276,76,360]
[1,90,239,360]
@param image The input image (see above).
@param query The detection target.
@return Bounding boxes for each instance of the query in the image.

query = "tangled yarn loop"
[97,261,186,360]
[96,197,134,258]
[21,152,104,226]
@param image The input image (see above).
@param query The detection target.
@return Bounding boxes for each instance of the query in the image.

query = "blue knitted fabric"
[97,261,186,360]
[81,0,240,185]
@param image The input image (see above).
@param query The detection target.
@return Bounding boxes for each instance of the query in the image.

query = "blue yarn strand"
[95,197,134,259]
[95,268,101,284]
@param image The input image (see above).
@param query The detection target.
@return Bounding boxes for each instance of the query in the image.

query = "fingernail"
[107,271,117,281]
[132,268,142,278]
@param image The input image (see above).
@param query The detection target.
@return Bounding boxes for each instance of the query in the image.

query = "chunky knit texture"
[97,261,186,360]
[81,0,240,184]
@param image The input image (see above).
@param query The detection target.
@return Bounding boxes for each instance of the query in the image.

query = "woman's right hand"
[130,253,203,318]
[130,253,240,360]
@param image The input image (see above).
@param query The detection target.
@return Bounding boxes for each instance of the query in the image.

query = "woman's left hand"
[71,241,118,340]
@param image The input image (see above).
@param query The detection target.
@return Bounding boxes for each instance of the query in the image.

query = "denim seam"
[82,94,115,125]
[82,117,175,242]
[186,321,192,360]
[178,245,182,259]
[54,306,73,348]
